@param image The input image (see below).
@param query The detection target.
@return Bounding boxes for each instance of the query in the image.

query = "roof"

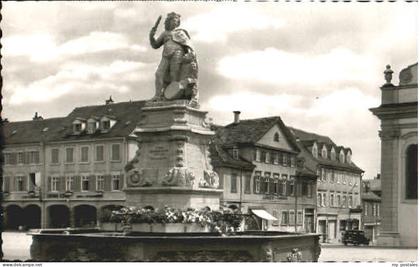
[361,191,381,201]
[288,126,364,173]
[3,100,146,145]
[217,116,300,152]
[364,179,381,192]
[210,125,255,170]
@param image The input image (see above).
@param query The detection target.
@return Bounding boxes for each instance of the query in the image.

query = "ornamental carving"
[162,167,195,186]
[199,170,220,189]
[286,248,303,262]
[126,168,153,187]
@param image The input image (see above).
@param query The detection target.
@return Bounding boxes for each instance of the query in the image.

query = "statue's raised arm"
[149,16,163,49]
[148,12,198,105]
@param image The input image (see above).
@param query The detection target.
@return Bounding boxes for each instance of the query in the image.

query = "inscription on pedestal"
[149,146,169,160]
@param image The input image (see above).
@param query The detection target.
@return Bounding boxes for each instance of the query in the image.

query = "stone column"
[377,128,401,246]
[96,207,102,227]
[41,204,48,228]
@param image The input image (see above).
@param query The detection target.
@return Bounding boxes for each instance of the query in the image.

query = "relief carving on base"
[126,168,153,187]
[161,167,195,186]
[199,170,220,189]
[286,248,303,262]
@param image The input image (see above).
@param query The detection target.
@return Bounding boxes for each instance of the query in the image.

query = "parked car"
[342,230,370,246]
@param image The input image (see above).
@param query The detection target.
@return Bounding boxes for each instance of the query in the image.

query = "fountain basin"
[29,228,321,262]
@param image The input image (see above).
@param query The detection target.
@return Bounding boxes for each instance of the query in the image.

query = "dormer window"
[100,116,116,132]
[321,145,328,159]
[274,132,280,142]
[312,142,318,158]
[87,118,99,134]
[346,151,352,164]
[339,150,345,163]
[232,148,239,160]
[72,119,86,134]
[331,148,336,161]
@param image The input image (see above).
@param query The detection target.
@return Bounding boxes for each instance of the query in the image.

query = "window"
[244,175,251,194]
[364,202,368,216]
[111,144,121,161]
[405,144,418,199]
[322,146,327,158]
[51,148,59,164]
[17,152,24,164]
[339,151,345,163]
[348,196,352,208]
[254,171,261,193]
[281,211,289,225]
[306,182,313,198]
[80,146,89,163]
[96,145,104,162]
[288,176,295,196]
[16,176,25,191]
[74,123,82,132]
[330,193,334,207]
[342,173,346,185]
[262,172,270,194]
[274,132,280,142]
[230,174,237,193]
[255,149,261,162]
[81,176,89,191]
[317,193,322,207]
[96,175,104,191]
[232,148,239,160]
[269,177,275,194]
[282,153,288,166]
[312,143,318,158]
[29,151,40,164]
[51,177,59,192]
[372,203,376,216]
[273,173,279,194]
[272,210,279,226]
[265,152,270,164]
[322,192,327,207]
[289,210,295,225]
[290,156,296,167]
[261,151,267,163]
[376,203,380,217]
[346,152,352,164]
[331,149,336,160]
[112,174,121,191]
[65,177,73,191]
[87,121,97,134]
[342,196,347,208]
[349,176,352,186]
[337,195,341,207]
[66,147,74,163]
[102,120,111,130]
[297,211,303,225]
[273,153,279,165]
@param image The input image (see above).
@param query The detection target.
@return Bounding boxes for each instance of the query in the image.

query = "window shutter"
[89,175,96,191]
[60,176,66,191]
[73,176,80,192]
[119,174,124,190]
[4,177,10,192]
[104,174,111,191]
[47,176,52,192]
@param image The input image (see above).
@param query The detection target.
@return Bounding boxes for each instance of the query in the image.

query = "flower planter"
[101,222,123,231]
[184,224,209,233]
[151,223,185,233]
[131,223,153,232]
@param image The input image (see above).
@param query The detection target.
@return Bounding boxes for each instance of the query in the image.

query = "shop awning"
[251,209,278,221]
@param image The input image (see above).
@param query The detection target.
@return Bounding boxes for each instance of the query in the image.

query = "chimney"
[106,96,114,105]
[32,112,43,121]
[233,111,241,124]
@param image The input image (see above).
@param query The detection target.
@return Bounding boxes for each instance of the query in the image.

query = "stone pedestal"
[124,100,222,210]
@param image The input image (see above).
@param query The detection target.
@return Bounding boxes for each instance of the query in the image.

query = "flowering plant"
[106,206,244,235]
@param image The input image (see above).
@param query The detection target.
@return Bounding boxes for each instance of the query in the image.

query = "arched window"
[312,143,318,158]
[405,144,418,199]
[274,132,280,142]
[321,146,327,159]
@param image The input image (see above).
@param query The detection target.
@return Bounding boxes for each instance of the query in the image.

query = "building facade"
[211,114,317,233]
[2,100,144,229]
[370,63,418,247]
[288,127,364,243]
[361,178,381,245]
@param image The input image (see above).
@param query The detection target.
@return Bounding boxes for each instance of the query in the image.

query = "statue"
[149,12,198,103]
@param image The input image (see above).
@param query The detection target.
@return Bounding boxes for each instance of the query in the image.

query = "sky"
[1,2,417,181]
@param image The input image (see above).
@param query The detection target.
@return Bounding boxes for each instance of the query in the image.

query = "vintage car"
[342,230,370,246]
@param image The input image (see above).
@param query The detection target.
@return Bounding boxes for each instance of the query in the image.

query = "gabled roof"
[210,125,255,170]
[288,126,364,173]
[3,117,66,145]
[3,100,146,145]
[217,116,300,152]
